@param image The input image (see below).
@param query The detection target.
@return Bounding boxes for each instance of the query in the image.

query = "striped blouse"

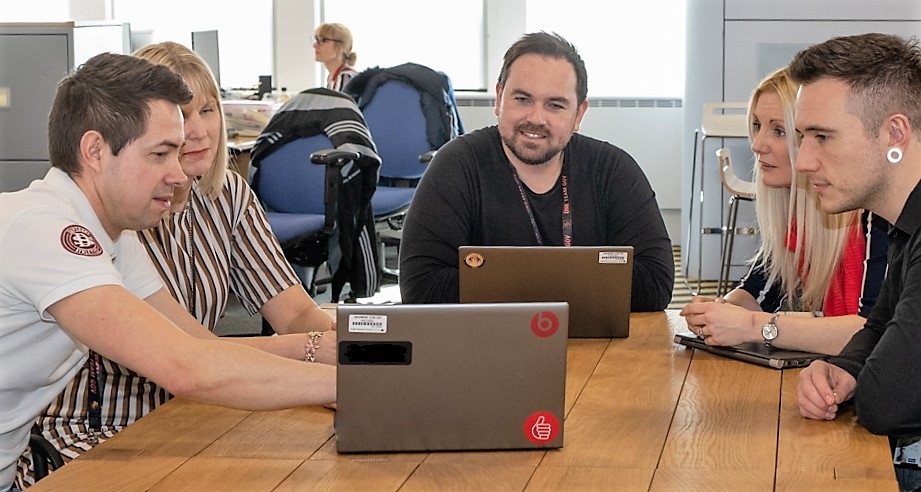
[24,170,300,479]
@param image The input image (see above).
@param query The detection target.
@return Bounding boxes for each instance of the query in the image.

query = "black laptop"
[674,332,827,369]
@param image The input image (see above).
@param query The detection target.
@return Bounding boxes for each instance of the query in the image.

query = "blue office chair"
[252,88,382,309]
[252,134,357,298]
[347,64,464,280]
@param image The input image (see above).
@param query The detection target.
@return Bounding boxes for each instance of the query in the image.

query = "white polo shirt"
[0,168,162,489]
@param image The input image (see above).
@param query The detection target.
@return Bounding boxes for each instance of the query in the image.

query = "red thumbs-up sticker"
[530,311,560,338]
[523,411,560,445]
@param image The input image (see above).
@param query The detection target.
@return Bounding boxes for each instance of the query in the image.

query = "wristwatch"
[762,313,779,346]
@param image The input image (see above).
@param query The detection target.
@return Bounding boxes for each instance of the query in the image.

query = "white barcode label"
[598,251,628,264]
[348,314,387,333]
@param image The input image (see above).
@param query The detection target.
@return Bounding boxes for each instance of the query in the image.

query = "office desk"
[30,311,896,491]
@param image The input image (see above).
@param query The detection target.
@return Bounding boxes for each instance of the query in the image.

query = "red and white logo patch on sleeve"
[60,224,103,257]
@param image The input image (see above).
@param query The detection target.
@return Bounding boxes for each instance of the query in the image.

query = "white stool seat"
[715,147,756,295]
[685,102,749,294]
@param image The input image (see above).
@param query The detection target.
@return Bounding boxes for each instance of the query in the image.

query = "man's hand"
[797,360,856,420]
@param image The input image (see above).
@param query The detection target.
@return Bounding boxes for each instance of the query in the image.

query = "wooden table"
[30,311,897,491]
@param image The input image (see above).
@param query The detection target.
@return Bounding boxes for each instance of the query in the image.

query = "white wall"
[273,0,317,93]
[683,0,921,281]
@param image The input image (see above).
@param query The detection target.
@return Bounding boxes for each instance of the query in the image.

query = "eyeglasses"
[314,36,342,44]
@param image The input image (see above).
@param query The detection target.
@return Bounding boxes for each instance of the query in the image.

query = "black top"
[829,179,921,437]
[398,126,675,311]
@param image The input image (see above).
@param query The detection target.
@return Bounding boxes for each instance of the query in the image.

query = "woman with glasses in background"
[314,23,358,92]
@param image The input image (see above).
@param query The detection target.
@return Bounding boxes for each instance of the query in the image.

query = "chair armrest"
[29,431,65,481]
[310,149,361,167]
[419,150,437,164]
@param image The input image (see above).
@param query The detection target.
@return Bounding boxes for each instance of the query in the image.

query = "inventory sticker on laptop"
[523,411,560,444]
[598,251,629,264]
[348,314,387,333]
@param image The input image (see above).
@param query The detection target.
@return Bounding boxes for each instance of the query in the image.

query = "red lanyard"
[509,161,572,246]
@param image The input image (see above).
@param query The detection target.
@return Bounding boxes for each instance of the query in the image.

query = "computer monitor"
[191,30,221,88]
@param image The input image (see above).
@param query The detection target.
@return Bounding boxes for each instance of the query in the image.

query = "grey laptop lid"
[674,332,827,369]
[458,246,633,338]
[335,302,568,453]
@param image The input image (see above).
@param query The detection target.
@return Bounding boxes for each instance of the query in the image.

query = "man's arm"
[50,285,335,409]
[851,255,921,436]
[399,140,474,304]
[603,151,674,311]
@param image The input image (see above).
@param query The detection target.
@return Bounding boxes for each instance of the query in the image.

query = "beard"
[500,123,564,166]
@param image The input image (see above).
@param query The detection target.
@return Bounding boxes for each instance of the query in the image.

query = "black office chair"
[29,424,65,482]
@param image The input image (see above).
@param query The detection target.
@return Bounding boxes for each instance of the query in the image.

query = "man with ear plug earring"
[790,32,921,491]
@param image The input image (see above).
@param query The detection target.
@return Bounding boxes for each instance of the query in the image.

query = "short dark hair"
[48,52,193,175]
[788,33,921,138]
[497,31,588,106]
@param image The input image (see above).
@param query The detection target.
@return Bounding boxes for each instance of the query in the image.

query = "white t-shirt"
[0,168,162,489]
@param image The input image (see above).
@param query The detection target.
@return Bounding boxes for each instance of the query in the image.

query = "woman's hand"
[680,299,758,346]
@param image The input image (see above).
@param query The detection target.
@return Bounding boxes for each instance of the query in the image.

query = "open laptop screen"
[458,246,633,338]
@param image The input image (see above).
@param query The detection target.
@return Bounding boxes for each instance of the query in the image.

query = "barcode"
[348,314,388,333]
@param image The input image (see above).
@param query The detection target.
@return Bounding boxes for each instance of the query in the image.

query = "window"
[323,0,485,90]
[325,0,685,97]
[113,0,272,89]
[526,0,686,97]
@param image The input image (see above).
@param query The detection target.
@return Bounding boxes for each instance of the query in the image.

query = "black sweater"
[399,126,674,311]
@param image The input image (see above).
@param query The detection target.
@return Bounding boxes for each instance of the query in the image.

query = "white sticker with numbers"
[598,251,629,264]
[348,314,387,333]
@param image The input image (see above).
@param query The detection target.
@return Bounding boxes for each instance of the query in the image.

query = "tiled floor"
[668,245,724,309]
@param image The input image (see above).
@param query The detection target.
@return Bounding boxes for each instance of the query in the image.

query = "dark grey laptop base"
[674,332,827,369]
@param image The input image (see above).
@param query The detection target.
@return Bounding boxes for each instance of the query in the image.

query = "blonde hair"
[132,41,228,200]
[316,23,357,66]
[748,66,857,311]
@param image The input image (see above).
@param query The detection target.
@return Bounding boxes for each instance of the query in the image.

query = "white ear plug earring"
[888,147,903,164]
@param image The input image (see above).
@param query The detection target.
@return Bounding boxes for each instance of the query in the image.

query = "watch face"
[762,322,778,341]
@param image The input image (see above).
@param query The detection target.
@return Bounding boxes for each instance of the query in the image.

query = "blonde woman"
[314,22,358,91]
[680,67,888,355]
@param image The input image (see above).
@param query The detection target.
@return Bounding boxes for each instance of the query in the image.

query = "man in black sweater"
[399,32,674,311]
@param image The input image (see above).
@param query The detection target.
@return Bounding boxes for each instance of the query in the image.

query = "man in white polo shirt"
[0,53,336,491]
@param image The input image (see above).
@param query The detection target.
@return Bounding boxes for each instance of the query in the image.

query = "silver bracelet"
[304,331,324,363]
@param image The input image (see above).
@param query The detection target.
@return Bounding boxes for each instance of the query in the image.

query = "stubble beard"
[501,126,561,166]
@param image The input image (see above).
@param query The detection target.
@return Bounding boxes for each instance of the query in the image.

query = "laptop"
[458,246,633,338]
[335,302,569,453]
[674,332,827,369]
